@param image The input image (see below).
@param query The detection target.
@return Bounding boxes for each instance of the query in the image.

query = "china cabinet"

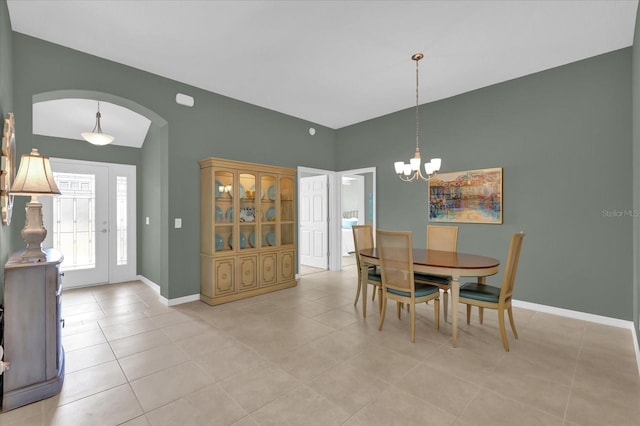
[200,157,296,305]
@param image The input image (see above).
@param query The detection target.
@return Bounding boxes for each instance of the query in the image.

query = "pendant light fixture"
[393,53,442,182]
[81,102,115,146]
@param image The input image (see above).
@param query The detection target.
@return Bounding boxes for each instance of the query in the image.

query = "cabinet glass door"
[238,172,256,251]
[214,170,233,252]
[260,174,277,248]
[280,176,295,246]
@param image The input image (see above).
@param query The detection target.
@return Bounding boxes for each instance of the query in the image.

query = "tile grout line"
[561,322,586,426]
[99,317,148,424]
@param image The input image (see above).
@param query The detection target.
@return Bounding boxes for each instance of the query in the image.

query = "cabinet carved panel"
[238,255,258,292]
[260,253,277,286]
[214,258,235,295]
[279,250,295,282]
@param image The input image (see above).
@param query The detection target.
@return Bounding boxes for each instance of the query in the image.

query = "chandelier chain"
[415,56,420,153]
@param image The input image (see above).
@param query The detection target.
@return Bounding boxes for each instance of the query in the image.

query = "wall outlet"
[145,217,150,225]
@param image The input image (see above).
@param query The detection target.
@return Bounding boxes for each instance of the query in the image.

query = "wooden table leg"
[451,274,460,347]
[361,263,368,318]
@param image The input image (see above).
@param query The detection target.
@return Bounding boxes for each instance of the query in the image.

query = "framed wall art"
[428,167,502,224]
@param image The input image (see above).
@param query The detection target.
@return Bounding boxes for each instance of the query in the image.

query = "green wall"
[140,124,165,291]
[633,5,640,345]
[337,48,633,320]
[0,0,12,296]
[2,3,638,322]
[11,32,337,300]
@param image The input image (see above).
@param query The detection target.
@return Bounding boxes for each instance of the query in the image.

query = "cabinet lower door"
[259,253,278,286]
[278,250,295,282]
[214,257,236,296]
[238,255,258,292]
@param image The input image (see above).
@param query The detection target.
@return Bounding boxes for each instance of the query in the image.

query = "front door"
[299,174,328,269]
[42,158,136,288]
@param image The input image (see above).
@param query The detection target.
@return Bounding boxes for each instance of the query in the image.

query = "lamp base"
[20,247,46,263]
[20,198,47,263]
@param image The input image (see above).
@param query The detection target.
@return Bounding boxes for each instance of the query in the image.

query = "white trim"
[137,275,199,306]
[337,168,376,235]
[513,299,632,328]
[337,167,376,271]
[513,299,640,375]
[163,294,200,306]
[633,326,640,377]
[137,275,160,293]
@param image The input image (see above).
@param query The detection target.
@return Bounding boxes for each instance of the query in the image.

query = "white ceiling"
[7,0,639,147]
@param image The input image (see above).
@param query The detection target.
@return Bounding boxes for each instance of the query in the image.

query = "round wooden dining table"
[359,248,500,347]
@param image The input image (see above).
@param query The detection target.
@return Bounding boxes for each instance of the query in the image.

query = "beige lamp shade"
[10,148,60,262]
[10,148,61,196]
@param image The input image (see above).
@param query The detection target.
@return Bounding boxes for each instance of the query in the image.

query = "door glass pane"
[214,170,233,252]
[52,172,95,272]
[116,176,128,265]
[239,173,256,251]
[260,175,276,248]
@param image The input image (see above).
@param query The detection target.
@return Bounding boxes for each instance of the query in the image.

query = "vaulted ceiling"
[7,0,638,147]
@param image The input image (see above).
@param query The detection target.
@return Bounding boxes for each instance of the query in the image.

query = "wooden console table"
[2,249,64,411]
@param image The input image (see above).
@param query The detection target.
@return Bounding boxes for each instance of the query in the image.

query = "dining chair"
[458,232,525,351]
[414,225,459,321]
[377,229,440,342]
[352,225,382,317]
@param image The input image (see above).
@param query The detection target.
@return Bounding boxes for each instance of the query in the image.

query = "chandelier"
[393,53,441,182]
[81,102,115,146]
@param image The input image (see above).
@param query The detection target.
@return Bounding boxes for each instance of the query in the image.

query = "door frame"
[42,157,137,287]
[338,167,377,262]
[297,166,376,273]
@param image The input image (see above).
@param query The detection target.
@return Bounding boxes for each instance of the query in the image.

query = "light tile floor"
[1,266,639,425]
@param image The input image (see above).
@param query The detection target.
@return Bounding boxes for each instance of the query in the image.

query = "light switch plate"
[175,218,182,228]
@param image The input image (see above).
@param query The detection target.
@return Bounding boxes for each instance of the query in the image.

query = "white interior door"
[299,174,328,269]
[42,158,136,288]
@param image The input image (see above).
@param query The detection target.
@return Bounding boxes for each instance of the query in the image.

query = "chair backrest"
[500,232,525,301]
[427,225,458,252]
[377,230,414,293]
[352,225,374,271]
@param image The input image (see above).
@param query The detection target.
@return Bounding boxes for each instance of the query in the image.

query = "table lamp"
[10,148,61,262]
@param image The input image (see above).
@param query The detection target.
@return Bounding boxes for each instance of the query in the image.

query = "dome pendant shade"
[81,103,115,146]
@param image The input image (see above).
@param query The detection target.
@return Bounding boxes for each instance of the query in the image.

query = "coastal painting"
[428,167,502,224]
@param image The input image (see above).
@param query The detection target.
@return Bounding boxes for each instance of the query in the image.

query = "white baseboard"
[162,293,200,306]
[136,275,200,307]
[137,275,160,294]
[513,299,640,375]
[512,299,633,328]
[633,326,640,377]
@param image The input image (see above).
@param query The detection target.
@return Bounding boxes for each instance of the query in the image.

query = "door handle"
[100,229,108,233]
